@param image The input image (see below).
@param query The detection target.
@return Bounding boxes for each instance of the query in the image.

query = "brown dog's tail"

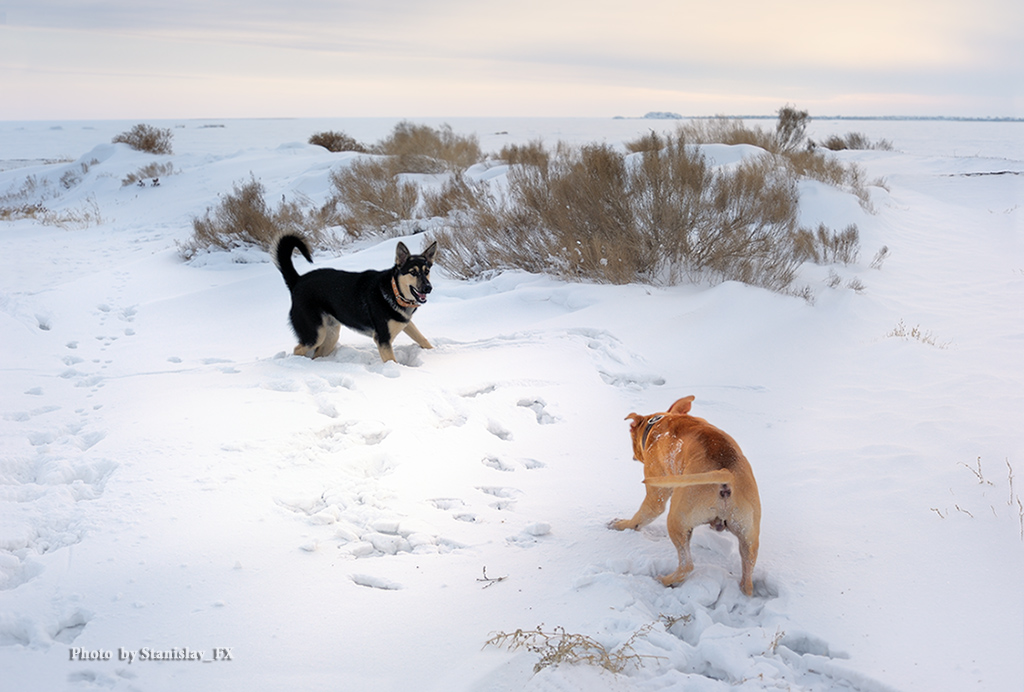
[273,234,313,291]
[644,469,734,488]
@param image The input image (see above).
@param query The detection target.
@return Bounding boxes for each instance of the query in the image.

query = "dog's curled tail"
[273,234,314,291]
[643,469,734,489]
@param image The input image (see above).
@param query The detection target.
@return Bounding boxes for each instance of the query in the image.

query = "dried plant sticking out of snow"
[485,624,658,674]
[121,162,175,187]
[112,123,174,155]
[887,319,950,348]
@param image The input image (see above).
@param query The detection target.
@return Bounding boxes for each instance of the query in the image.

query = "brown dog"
[610,396,761,596]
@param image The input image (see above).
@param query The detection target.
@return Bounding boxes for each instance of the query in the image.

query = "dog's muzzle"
[411,282,431,304]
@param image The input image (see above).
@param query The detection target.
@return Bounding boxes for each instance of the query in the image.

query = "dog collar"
[391,275,418,309]
[641,415,664,451]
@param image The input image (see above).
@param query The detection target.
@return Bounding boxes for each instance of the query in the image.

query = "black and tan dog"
[273,234,437,363]
[610,396,761,596]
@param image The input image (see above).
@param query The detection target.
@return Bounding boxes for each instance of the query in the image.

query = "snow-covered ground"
[0,117,1021,692]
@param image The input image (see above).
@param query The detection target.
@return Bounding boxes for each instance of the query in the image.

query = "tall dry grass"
[438,131,804,290]
[372,121,481,173]
[308,130,367,153]
[327,158,420,238]
[181,177,332,259]
[817,132,893,151]
[185,111,870,295]
[112,124,174,155]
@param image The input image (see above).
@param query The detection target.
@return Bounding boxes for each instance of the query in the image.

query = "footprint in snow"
[428,498,479,523]
[517,397,559,424]
[481,455,545,472]
[506,522,552,547]
[351,574,403,590]
[598,370,667,390]
[486,419,513,441]
[482,455,516,472]
[477,486,520,510]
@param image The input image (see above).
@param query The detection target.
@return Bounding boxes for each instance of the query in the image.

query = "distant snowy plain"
[0,116,1021,692]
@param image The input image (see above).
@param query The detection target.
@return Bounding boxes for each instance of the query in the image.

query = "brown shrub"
[112,124,173,155]
[121,162,175,187]
[372,121,482,173]
[437,132,802,291]
[181,177,329,258]
[0,202,48,222]
[498,140,550,170]
[819,132,894,151]
[784,148,871,207]
[422,172,487,219]
[328,158,419,237]
[309,130,367,153]
[678,117,776,150]
[775,104,810,152]
[791,223,861,265]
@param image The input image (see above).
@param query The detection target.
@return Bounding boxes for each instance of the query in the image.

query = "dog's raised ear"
[422,241,438,264]
[395,242,410,266]
[668,396,695,415]
[625,413,642,431]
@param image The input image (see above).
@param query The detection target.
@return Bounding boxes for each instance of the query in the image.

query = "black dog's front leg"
[373,321,402,363]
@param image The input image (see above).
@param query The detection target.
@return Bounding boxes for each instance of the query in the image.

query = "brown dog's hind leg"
[734,530,759,596]
[660,502,696,586]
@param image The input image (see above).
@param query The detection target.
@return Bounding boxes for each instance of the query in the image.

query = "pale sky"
[1,0,1021,120]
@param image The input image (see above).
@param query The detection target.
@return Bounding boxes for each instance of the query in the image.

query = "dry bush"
[437,143,646,284]
[41,198,103,229]
[59,160,97,189]
[791,223,860,265]
[181,177,329,259]
[0,202,48,222]
[696,154,801,288]
[785,148,872,207]
[486,626,652,674]
[421,172,488,219]
[870,245,890,269]
[372,121,482,173]
[498,140,550,170]
[112,124,173,155]
[1,174,50,204]
[121,162,175,187]
[819,132,893,151]
[309,130,367,153]
[678,117,776,150]
[438,132,802,291]
[775,104,810,152]
[887,319,950,348]
[679,110,874,206]
[328,158,419,237]
[1,197,104,228]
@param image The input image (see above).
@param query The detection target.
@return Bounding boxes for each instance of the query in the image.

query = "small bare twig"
[1017,497,1023,541]
[1007,458,1016,506]
[767,627,786,655]
[930,507,946,519]
[960,456,993,485]
[477,566,508,589]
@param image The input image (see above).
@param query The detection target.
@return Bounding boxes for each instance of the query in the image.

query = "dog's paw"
[659,571,690,588]
[608,518,636,531]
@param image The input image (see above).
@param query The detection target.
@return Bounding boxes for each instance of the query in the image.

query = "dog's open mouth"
[411,288,428,304]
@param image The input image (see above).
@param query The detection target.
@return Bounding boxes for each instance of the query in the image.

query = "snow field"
[0,117,1021,691]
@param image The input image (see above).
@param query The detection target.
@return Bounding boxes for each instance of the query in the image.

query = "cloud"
[1,0,1021,118]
